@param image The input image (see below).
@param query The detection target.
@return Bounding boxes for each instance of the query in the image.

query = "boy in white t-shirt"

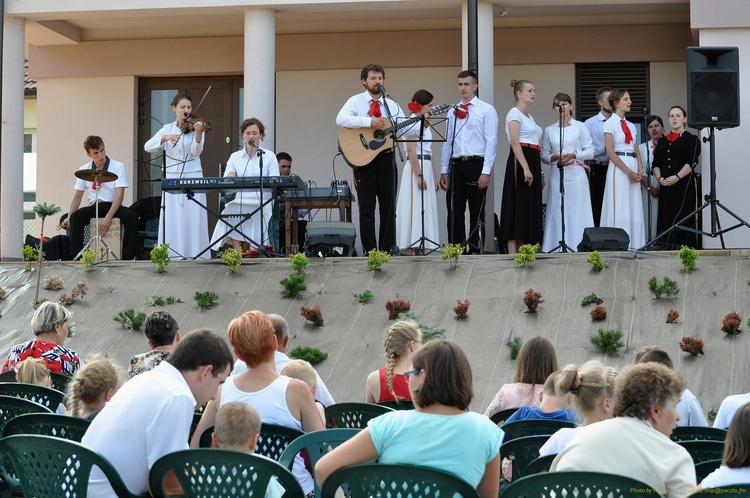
[279,359,326,423]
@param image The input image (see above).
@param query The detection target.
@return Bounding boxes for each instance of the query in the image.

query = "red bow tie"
[368,99,382,118]
[454,103,470,119]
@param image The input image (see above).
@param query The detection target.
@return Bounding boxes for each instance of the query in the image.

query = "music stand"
[72,169,120,260]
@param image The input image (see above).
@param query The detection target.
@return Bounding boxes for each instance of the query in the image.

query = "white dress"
[638,140,660,241]
[600,116,646,249]
[209,147,279,250]
[144,123,209,260]
[541,119,595,252]
[396,116,439,250]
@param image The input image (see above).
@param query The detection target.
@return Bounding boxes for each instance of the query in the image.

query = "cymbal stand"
[74,171,118,260]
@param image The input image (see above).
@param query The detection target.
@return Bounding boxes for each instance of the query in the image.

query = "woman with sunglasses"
[317,340,502,497]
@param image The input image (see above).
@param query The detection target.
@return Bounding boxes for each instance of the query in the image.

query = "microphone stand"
[256,144,269,256]
[546,103,574,253]
[160,149,167,244]
[378,87,399,254]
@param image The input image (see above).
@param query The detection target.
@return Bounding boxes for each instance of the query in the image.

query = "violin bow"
[187,85,212,120]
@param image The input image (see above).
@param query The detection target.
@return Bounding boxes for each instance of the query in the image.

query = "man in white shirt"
[439,70,499,253]
[83,328,234,497]
[713,392,750,429]
[584,87,613,227]
[336,64,404,254]
[231,313,335,407]
[60,135,139,259]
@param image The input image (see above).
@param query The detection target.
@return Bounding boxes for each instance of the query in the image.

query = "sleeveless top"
[377,367,411,402]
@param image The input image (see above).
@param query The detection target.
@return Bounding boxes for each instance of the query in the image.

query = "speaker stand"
[639,127,750,250]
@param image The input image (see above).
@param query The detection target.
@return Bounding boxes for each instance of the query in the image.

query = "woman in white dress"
[638,115,663,242]
[210,118,279,253]
[541,92,595,252]
[600,89,646,249]
[144,93,209,260]
[396,90,439,255]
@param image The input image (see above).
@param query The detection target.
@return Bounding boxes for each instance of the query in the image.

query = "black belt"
[615,152,636,158]
[453,155,483,162]
[408,154,431,161]
[589,160,609,166]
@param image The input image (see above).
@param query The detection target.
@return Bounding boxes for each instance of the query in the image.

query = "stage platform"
[1,250,748,415]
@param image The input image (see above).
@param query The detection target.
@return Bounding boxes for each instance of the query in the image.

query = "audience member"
[503,371,575,425]
[128,310,180,379]
[540,361,617,456]
[316,340,503,498]
[551,362,695,498]
[191,311,323,498]
[633,345,707,426]
[232,313,334,407]
[714,392,750,430]
[365,320,423,403]
[15,357,52,387]
[697,403,750,491]
[83,328,233,497]
[280,359,326,423]
[485,336,558,417]
[2,301,82,376]
[66,357,121,420]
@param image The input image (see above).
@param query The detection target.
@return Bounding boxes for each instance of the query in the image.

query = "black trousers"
[589,162,609,227]
[68,203,139,260]
[446,158,485,253]
[353,151,396,254]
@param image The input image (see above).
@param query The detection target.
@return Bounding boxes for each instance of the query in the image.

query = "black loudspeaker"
[577,227,630,252]
[304,221,357,257]
[687,46,740,129]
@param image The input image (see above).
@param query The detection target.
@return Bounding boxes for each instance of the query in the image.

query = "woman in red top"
[2,301,81,376]
[365,320,423,402]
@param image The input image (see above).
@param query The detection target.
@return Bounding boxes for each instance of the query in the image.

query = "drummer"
[60,136,139,260]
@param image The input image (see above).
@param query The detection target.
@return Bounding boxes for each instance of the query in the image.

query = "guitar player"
[336,63,404,255]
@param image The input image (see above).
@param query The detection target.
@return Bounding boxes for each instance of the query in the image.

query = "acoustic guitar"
[338,104,451,167]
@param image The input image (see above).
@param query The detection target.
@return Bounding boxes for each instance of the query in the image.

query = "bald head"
[267,314,290,352]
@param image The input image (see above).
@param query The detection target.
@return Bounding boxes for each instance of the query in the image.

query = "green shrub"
[146,295,184,306]
[114,309,147,330]
[679,246,699,273]
[587,251,609,272]
[150,244,171,273]
[280,274,307,298]
[581,293,603,307]
[648,276,680,299]
[590,329,624,355]
[397,311,445,341]
[289,346,328,365]
[194,291,219,310]
[507,337,523,360]
[367,250,390,271]
[221,247,243,273]
[441,243,463,270]
[514,243,540,268]
[353,290,374,304]
[76,247,99,272]
[290,253,309,274]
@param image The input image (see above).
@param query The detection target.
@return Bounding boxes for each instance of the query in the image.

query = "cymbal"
[75,169,118,183]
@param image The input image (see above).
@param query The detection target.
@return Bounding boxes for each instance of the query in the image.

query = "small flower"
[454,104,469,119]
[407,101,422,114]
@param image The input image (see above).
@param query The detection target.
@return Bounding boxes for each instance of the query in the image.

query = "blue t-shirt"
[504,406,575,424]
[368,410,503,488]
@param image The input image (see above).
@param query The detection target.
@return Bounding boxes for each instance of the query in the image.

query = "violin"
[182,113,212,134]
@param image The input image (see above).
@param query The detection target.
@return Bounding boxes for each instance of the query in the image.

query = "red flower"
[454,104,469,119]
[407,101,422,114]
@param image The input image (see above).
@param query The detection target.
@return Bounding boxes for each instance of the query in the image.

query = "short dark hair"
[458,70,478,83]
[724,403,750,468]
[240,118,265,137]
[171,93,192,108]
[410,90,434,106]
[607,89,629,110]
[144,310,179,347]
[276,152,292,163]
[83,136,104,152]
[646,115,664,128]
[613,362,684,420]
[166,328,233,375]
[633,345,673,370]
[360,64,385,81]
[410,340,473,410]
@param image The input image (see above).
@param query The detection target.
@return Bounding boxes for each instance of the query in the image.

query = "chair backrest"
[678,440,726,464]
[693,458,723,483]
[0,434,137,498]
[503,470,656,497]
[685,485,750,497]
[321,463,480,498]
[671,426,728,443]
[0,395,53,433]
[2,412,90,441]
[524,453,557,476]
[324,402,394,429]
[149,448,306,498]
[0,371,17,383]
[0,383,65,411]
[49,372,73,393]
[376,399,415,411]
[256,423,305,460]
[501,419,576,443]
[490,407,520,425]
[500,435,551,481]
[279,428,360,498]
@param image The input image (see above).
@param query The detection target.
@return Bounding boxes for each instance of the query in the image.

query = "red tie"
[368,99,382,118]
[455,103,470,119]
[620,119,633,144]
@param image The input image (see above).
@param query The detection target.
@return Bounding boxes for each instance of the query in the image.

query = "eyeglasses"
[404,368,422,380]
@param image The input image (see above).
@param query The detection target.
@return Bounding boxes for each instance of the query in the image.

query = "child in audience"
[280,359,326,423]
[503,370,575,425]
[65,358,121,420]
[697,403,750,491]
[212,401,285,498]
[16,357,66,414]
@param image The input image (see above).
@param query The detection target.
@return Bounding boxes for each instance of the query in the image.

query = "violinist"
[144,93,209,260]
[209,118,279,255]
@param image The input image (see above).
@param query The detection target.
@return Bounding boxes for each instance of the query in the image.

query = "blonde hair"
[65,358,121,418]
[383,320,421,400]
[215,401,262,450]
[555,361,617,414]
[16,358,51,387]
[280,359,317,390]
[510,79,533,101]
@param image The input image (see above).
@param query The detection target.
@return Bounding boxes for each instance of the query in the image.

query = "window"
[576,62,650,125]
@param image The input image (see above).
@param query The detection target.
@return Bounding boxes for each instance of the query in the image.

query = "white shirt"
[676,388,707,427]
[440,95,499,176]
[504,106,543,146]
[336,90,404,130]
[701,466,750,489]
[74,158,129,204]
[713,393,750,429]
[83,362,195,497]
[603,115,638,153]
[540,119,595,165]
[224,146,280,203]
[144,122,205,175]
[584,111,611,162]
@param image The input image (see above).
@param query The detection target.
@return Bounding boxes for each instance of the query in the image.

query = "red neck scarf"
[620,119,633,144]
[666,131,682,143]
[368,99,382,118]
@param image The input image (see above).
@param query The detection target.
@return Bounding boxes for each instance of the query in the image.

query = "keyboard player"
[276,152,308,251]
[209,118,279,254]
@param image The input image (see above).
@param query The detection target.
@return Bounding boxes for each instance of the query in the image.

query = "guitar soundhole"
[373,130,385,142]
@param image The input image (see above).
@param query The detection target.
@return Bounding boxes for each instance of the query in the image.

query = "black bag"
[25,234,70,261]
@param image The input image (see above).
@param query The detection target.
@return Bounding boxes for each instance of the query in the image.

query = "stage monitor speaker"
[304,221,356,257]
[577,227,630,252]
[687,46,740,129]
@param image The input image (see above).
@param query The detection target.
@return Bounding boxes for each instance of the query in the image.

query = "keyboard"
[162,175,304,193]
[283,186,353,200]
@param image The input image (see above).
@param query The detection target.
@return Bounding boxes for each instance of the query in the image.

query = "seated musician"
[209,118,279,254]
[276,152,308,251]
[60,135,139,260]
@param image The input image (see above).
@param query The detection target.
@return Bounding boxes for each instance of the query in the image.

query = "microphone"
[554,101,566,108]
[642,106,649,115]
[246,139,256,148]
[377,85,387,96]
